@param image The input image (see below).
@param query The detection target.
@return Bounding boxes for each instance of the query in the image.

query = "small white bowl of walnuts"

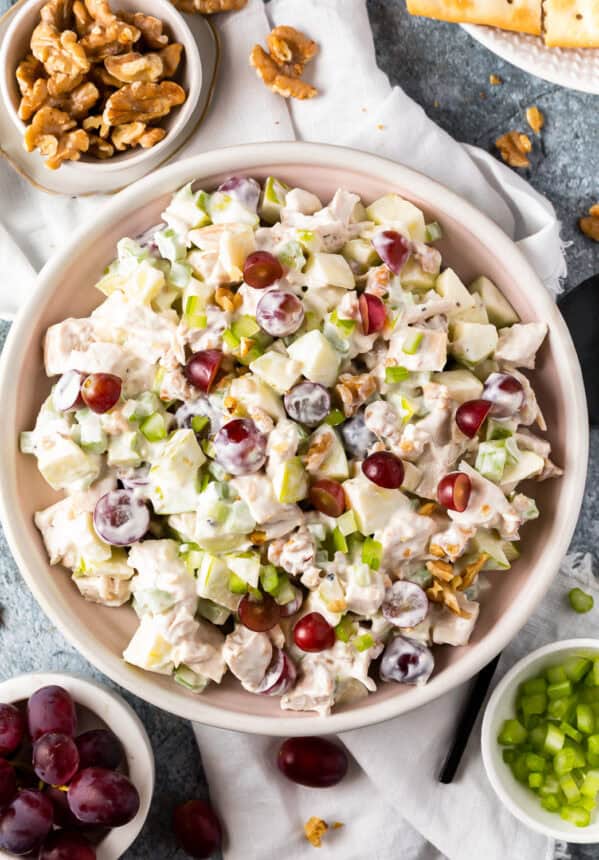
[0,0,201,177]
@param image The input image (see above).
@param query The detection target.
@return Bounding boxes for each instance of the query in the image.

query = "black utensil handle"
[438,653,501,784]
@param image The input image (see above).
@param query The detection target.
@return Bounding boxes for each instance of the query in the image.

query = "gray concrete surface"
[0,1,598,857]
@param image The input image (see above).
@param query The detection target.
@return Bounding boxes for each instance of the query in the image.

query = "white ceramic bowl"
[0,0,201,176]
[482,639,599,843]
[0,142,588,735]
[0,672,154,859]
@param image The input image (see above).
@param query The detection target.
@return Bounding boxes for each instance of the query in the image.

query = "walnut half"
[495,131,532,169]
[102,80,185,125]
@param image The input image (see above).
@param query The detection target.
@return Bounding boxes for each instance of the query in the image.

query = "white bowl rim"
[0,0,202,173]
[0,141,589,736]
[0,671,154,859]
[481,638,599,843]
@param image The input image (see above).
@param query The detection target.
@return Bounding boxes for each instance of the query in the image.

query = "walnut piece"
[579,204,599,242]
[526,106,544,134]
[111,120,165,150]
[159,43,183,78]
[31,23,90,95]
[214,285,242,313]
[105,51,163,83]
[122,12,168,49]
[304,817,328,848]
[87,131,114,157]
[267,24,318,77]
[16,54,43,95]
[171,0,247,12]
[18,78,48,121]
[40,0,73,31]
[82,113,110,137]
[24,105,89,169]
[250,25,318,101]
[103,80,185,125]
[335,372,378,417]
[495,131,532,169]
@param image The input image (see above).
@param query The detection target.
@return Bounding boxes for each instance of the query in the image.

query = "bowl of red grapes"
[0,674,153,859]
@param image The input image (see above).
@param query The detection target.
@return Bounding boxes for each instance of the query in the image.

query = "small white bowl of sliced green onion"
[482,639,599,842]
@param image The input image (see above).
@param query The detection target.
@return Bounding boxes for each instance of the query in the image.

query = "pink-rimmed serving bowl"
[0,142,588,735]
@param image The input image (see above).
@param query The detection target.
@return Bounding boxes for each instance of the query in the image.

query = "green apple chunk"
[431,369,484,403]
[287,330,341,387]
[304,253,355,289]
[435,268,475,311]
[249,350,302,395]
[272,456,309,503]
[450,321,498,365]
[365,194,426,242]
[308,425,349,480]
[259,176,290,225]
[399,258,437,291]
[469,276,519,328]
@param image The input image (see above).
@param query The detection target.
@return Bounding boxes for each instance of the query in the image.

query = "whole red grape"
[0,790,53,855]
[28,686,77,742]
[81,374,122,414]
[0,759,17,808]
[68,768,139,827]
[173,799,222,859]
[277,737,348,788]
[39,830,96,860]
[0,703,25,756]
[238,594,280,633]
[293,613,335,653]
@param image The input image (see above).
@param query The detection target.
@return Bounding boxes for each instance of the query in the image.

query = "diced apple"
[399,258,437,291]
[389,326,447,371]
[303,286,348,317]
[501,450,544,488]
[107,431,142,467]
[287,330,341,387]
[218,226,256,283]
[197,553,242,612]
[229,375,284,420]
[36,436,100,491]
[209,192,259,227]
[249,351,302,394]
[304,253,355,289]
[309,426,349,481]
[123,616,174,675]
[259,176,290,225]
[401,461,422,493]
[272,456,308,503]
[431,369,484,403]
[435,268,475,311]
[342,239,380,272]
[450,322,498,365]
[365,194,426,242]
[225,552,261,588]
[470,276,519,328]
[343,473,407,535]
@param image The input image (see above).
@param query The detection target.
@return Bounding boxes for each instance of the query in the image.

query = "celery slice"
[498,719,527,746]
[577,704,595,735]
[353,633,374,653]
[560,805,590,827]
[385,365,410,384]
[361,537,383,571]
[228,573,248,594]
[325,409,345,427]
[548,680,573,700]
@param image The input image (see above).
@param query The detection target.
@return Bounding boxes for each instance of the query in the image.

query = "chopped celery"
[588,734,599,756]
[580,769,599,798]
[503,748,516,764]
[520,693,547,719]
[191,415,210,434]
[560,806,590,827]
[222,328,241,350]
[228,573,248,594]
[548,680,573,700]
[554,747,577,776]
[546,664,568,685]
[232,315,261,339]
[140,412,167,442]
[330,309,356,336]
[335,615,356,643]
[272,574,296,606]
[541,796,560,812]
[332,527,348,553]
[353,633,374,653]
[361,538,383,571]
[569,588,594,614]
[497,719,527,746]
[521,677,547,696]
[559,773,580,803]
[528,773,543,790]
[563,656,592,682]
[385,365,410,384]
[325,409,345,427]
[560,722,582,744]
[260,564,280,595]
[548,696,576,722]
[402,331,423,355]
[174,665,208,694]
[577,704,595,735]
[184,295,207,329]
[525,753,547,772]
[530,724,547,750]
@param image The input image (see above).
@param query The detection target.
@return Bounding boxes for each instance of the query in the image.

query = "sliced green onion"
[385,365,410,384]
[361,537,383,571]
[325,409,345,426]
[569,588,594,614]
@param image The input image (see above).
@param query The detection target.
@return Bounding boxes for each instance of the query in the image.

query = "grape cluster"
[0,686,139,859]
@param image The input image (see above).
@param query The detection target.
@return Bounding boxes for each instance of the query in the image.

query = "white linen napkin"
[0,1,573,858]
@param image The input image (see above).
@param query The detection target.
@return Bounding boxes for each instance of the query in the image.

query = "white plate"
[462,24,599,95]
[0,672,154,859]
[0,1,219,195]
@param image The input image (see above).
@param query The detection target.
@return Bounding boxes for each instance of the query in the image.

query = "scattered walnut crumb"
[579,204,599,242]
[418,502,437,517]
[171,0,246,12]
[426,559,454,582]
[250,26,318,100]
[376,123,386,130]
[495,131,532,169]
[304,817,328,848]
[433,99,440,108]
[460,552,489,590]
[489,73,502,85]
[526,106,544,134]
[332,822,344,830]
[250,530,267,545]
